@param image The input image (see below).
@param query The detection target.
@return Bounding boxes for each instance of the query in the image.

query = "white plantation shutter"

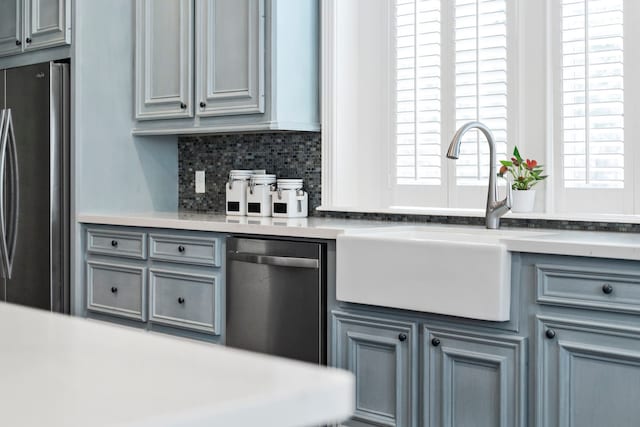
[394,0,508,191]
[395,0,442,185]
[561,0,624,189]
[454,0,508,185]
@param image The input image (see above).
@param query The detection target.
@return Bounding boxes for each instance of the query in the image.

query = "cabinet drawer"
[87,228,147,259]
[149,269,221,334]
[149,234,220,266]
[87,261,147,321]
[536,263,640,314]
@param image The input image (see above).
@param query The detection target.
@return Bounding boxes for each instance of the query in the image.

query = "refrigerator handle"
[0,109,18,279]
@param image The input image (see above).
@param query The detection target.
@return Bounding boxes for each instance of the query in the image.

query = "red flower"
[499,165,508,175]
[511,157,519,167]
[526,159,537,170]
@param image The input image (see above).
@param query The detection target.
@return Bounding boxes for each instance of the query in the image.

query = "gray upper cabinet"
[0,0,21,56]
[424,326,527,427]
[536,316,640,427]
[133,0,320,135]
[332,310,418,427]
[196,0,265,117]
[135,0,193,120]
[0,0,70,57]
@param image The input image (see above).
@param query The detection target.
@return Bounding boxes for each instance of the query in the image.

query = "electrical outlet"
[195,170,205,193]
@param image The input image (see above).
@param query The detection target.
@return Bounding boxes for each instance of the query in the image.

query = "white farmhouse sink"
[336,226,551,321]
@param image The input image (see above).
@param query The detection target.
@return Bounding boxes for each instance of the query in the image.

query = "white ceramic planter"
[511,189,536,213]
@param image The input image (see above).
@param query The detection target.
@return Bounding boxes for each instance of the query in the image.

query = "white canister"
[226,170,253,216]
[271,179,308,218]
[246,174,277,217]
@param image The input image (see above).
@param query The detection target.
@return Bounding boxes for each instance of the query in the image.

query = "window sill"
[315,205,640,225]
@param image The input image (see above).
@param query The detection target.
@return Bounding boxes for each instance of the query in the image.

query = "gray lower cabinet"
[86,260,147,321]
[536,316,640,427]
[332,310,418,427]
[425,327,526,427]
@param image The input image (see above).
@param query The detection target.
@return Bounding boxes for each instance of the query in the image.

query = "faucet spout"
[447,121,511,229]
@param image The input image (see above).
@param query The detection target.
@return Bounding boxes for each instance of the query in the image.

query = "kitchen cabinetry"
[133,0,319,135]
[532,256,640,427]
[83,225,225,343]
[332,310,418,427]
[425,326,526,427]
[0,0,71,57]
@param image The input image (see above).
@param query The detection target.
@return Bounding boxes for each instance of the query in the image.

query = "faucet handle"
[504,176,512,210]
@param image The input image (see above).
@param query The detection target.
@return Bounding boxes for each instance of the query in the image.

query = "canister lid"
[250,174,277,185]
[229,169,254,180]
[276,178,304,190]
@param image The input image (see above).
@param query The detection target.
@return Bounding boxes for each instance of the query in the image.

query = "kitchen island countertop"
[0,303,354,427]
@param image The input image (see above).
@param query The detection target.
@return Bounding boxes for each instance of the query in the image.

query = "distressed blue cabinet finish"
[133,0,319,135]
[424,326,527,427]
[332,310,418,427]
[536,316,640,427]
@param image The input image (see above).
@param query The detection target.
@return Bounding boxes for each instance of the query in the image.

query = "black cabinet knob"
[545,329,556,339]
[26,37,32,44]
[111,287,118,293]
[178,297,185,304]
[178,245,185,253]
[15,40,21,46]
[199,101,206,108]
[111,240,118,247]
[180,102,187,109]
[431,337,441,347]
[398,333,407,342]
[602,283,613,294]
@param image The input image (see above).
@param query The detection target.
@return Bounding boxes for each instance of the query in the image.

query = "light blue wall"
[74,0,178,214]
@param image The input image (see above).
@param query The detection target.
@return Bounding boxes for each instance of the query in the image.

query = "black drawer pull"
[111,287,118,293]
[398,333,407,342]
[178,245,186,253]
[431,337,441,347]
[178,297,185,304]
[602,283,613,294]
[545,329,556,339]
[111,240,118,247]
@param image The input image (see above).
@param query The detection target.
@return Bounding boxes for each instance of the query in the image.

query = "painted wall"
[74,0,178,214]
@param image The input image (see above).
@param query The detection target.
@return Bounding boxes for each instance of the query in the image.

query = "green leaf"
[500,160,513,167]
[513,146,523,162]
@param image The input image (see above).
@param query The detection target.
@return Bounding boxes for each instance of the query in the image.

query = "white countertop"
[0,303,354,427]
[77,212,640,261]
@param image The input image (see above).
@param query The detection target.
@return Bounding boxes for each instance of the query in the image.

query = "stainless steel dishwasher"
[226,237,326,364]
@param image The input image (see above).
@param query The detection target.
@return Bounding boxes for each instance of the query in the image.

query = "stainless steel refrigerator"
[0,61,70,313]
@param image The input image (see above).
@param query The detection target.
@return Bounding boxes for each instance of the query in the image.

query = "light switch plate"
[195,170,205,193]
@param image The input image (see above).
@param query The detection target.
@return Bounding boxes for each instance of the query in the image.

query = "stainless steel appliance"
[226,237,325,364]
[0,61,70,312]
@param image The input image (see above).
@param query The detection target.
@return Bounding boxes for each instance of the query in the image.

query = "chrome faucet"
[446,121,511,229]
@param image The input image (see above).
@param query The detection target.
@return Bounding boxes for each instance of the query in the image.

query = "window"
[322,0,640,216]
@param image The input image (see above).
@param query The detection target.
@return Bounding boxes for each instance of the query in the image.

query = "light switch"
[195,170,205,193]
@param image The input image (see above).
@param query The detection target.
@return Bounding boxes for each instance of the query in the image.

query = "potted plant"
[498,147,547,213]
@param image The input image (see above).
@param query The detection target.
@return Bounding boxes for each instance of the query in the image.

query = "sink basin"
[336,226,551,321]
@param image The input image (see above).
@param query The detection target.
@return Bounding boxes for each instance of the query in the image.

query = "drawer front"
[87,228,147,259]
[149,269,220,334]
[536,263,640,314]
[87,261,147,321]
[149,234,220,266]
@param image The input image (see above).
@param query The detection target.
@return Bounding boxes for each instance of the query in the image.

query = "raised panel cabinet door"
[195,0,265,117]
[425,326,527,427]
[536,316,640,427]
[0,0,22,56]
[23,0,70,50]
[332,310,418,427]
[135,0,193,120]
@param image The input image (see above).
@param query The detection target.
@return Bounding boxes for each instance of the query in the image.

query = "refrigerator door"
[4,62,69,312]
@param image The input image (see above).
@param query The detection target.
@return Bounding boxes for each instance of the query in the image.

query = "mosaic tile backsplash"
[179,132,322,213]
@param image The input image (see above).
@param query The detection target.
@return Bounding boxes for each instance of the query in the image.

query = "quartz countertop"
[0,303,354,427]
[77,212,640,260]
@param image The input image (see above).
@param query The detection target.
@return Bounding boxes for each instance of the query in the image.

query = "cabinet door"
[425,326,526,427]
[0,0,21,56]
[537,316,640,427]
[195,0,265,117]
[135,0,193,120]
[23,0,69,50]
[332,310,418,427]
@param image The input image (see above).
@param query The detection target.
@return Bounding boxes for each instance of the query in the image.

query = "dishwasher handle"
[228,251,319,269]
